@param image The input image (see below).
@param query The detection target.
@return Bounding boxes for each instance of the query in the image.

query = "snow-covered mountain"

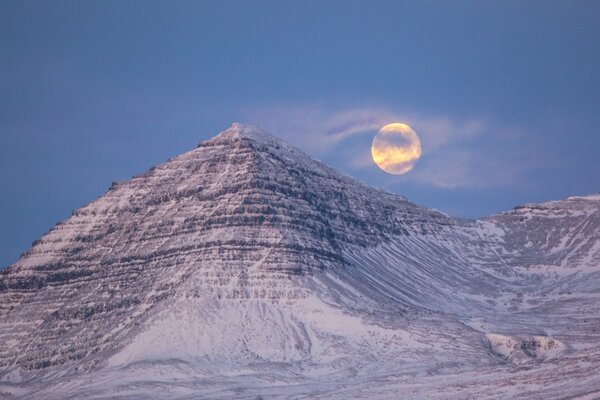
[1,123,599,399]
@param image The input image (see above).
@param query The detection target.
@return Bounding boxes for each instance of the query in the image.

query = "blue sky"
[1,1,599,267]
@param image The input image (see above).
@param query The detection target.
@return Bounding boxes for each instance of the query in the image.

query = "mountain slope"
[1,124,599,399]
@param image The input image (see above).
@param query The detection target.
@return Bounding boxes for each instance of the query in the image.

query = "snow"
[567,194,600,201]
[486,333,566,363]
[1,123,600,399]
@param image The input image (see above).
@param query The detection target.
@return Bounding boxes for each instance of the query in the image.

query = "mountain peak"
[203,122,282,147]
[220,122,266,138]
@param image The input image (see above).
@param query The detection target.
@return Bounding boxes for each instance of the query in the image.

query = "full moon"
[371,123,422,174]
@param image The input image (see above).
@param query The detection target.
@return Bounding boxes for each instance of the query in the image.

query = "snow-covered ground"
[1,124,599,399]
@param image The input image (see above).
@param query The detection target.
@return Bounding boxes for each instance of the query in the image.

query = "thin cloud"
[245,105,394,152]
[243,104,534,189]
[409,148,524,189]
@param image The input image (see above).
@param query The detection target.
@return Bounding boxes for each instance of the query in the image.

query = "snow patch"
[487,333,566,363]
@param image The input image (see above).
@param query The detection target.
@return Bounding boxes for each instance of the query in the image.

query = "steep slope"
[0,124,599,399]
[0,124,458,377]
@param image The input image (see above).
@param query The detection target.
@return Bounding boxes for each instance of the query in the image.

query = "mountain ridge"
[1,123,599,399]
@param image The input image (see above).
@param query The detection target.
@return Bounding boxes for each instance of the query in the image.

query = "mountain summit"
[1,124,599,399]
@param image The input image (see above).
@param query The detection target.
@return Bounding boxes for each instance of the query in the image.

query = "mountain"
[1,123,599,399]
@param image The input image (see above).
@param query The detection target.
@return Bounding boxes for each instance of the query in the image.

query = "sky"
[1,0,599,268]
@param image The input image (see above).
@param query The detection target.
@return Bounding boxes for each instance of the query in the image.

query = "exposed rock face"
[1,124,599,399]
[486,333,566,363]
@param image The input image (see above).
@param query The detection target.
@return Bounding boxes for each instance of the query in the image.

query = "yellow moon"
[371,123,422,174]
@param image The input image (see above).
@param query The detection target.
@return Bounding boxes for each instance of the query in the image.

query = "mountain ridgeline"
[1,124,599,399]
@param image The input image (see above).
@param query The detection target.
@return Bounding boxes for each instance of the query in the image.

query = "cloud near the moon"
[371,123,422,174]
[245,104,534,188]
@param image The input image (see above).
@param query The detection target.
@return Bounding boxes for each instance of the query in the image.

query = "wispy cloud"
[243,104,535,189]
[244,105,394,152]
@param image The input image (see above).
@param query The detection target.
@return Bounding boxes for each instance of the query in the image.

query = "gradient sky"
[1,0,599,268]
